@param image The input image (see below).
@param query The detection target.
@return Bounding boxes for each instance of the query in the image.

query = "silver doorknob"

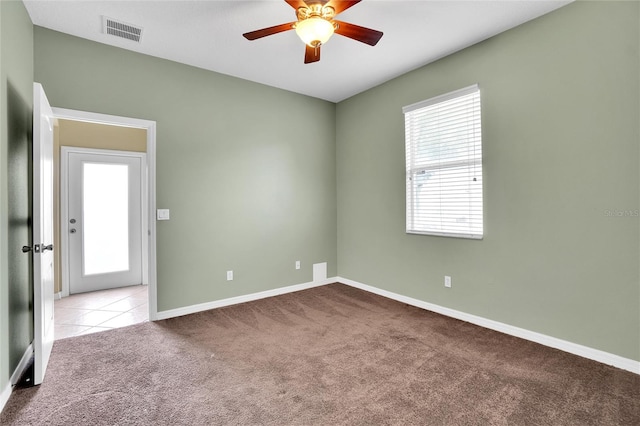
[70,229,76,234]
[22,246,32,253]
[70,218,76,224]
[42,244,54,252]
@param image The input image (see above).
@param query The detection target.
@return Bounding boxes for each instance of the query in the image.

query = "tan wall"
[53,119,147,293]
[58,119,147,151]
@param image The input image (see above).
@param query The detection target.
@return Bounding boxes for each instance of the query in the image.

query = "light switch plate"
[157,209,170,220]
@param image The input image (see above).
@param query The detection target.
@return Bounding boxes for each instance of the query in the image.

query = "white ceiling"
[24,0,571,103]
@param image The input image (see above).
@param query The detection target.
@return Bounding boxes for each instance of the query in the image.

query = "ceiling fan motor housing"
[296,3,336,21]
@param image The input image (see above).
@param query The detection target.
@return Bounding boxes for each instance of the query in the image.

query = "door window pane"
[83,163,129,275]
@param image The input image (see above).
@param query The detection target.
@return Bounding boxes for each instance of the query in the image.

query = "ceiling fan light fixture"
[295,17,334,47]
[242,1,382,64]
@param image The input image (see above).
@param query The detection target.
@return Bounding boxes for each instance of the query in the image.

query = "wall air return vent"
[103,16,143,43]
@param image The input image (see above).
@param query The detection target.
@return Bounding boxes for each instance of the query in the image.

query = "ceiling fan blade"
[304,44,321,64]
[329,1,361,15]
[334,20,383,46]
[285,0,309,9]
[243,22,297,40]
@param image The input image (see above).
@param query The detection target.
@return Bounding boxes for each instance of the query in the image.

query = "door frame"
[61,147,147,295]
[52,108,158,321]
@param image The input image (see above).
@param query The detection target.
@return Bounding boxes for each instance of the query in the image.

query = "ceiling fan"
[243,0,383,64]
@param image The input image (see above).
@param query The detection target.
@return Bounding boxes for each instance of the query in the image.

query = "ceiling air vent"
[103,16,143,43]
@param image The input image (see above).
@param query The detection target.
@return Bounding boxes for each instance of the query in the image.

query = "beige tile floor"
[55,285,148,340]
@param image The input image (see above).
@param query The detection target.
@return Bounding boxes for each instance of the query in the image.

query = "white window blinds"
[403,84,483,239]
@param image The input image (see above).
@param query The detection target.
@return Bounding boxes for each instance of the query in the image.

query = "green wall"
[1,0,34,391]
[336,1,639,361]
[34,27,337,312]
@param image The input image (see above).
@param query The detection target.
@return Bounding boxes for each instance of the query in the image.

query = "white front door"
[33,83,55,385]
[63,148,145,294]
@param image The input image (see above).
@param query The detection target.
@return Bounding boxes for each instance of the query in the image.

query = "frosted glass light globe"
[295,17,334,47]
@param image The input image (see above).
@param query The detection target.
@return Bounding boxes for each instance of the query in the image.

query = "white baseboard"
[337,277,640,375]
[10,343,33,385]
[155,277,338,321]
[0,380,11,416]
[54,292,63,300]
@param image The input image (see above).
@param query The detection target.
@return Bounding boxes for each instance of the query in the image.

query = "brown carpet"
[1,283,638,425]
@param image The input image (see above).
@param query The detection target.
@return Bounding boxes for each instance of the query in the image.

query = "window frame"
[403,84,483,240]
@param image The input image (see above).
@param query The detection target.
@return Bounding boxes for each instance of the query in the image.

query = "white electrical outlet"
[444,276,452,288]
[295,261,301,270]
[226,270,233,281]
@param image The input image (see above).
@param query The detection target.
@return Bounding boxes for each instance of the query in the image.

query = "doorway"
[62,148,145,294]
[51,108,158,339]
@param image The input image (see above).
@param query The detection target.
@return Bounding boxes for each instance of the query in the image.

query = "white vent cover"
[103,16,143,42]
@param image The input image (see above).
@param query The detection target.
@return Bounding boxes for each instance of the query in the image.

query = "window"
[403,84,483,239]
